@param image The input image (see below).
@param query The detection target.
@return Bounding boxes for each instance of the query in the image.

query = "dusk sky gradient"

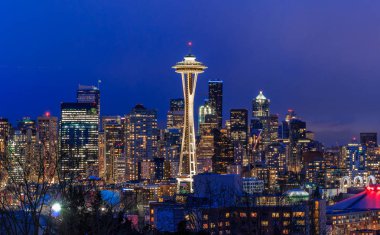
[1,1,380,146]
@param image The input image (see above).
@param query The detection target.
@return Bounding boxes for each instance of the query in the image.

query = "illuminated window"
[150,209,154,214]
[210,223,216,228]
[203,224,208,229]
[283,221,290,226]
[261,221,269,226]
[293,212,305,217]
[225,222,230,226]
[283,229,289,234]
[251,212,257,218]
[296,220,305,225]
[272,212,280,218]
[203,214,208,220]
[225,212,230,218]
[283,213,291,218]
[240,212,247,218]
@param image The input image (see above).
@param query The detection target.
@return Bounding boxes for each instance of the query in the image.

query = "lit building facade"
[167,98,184,129]
[230,109,248,165]
[124,104,158,181]
[59,102,99,180]
[208,80,223,129]
[102,116,125,183]
[77,85,100,114]
[37,113,58,182]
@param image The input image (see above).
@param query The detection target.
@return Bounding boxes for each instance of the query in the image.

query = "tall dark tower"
[230,109,248,165]
[77,85,101,114]
[208,80,223,129]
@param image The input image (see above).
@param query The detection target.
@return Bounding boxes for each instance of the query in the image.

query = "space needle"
[173,42,207,193]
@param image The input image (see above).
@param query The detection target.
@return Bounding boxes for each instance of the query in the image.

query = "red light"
[45,111,51,117]
[187,41,192,47]
[376,187,380,191]
[367,186,374,191]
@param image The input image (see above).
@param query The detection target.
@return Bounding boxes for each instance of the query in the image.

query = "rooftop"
[328,185,380,213]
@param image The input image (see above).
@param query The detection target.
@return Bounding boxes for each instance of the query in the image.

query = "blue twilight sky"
[1,1,380,146]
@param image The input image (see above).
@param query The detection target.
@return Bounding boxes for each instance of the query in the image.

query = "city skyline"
[2,2,380,234]
[2,1,380,145]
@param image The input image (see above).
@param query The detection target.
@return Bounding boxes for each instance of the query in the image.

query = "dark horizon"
[1,1,380,146]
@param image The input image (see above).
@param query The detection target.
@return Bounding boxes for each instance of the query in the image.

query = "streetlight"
[52,202,61,213]
[51,202,62,217]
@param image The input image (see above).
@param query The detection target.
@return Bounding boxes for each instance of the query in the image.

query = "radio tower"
[173,43,207,193]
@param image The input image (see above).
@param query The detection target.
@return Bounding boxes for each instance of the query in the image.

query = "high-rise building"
[166,98,184,129]
[303,151,326,187]
[360,133,377,148]
[198,100,214,135]
[173,53,207,193]
[102,116,125,183]
[60,102,99,180]
[0,118,10,186]
[0,118,10,158]
[197,114,218,173]
[208,80,223,129]
[230,109,248,165]
[17,117,38,181]
[77,85,100,112]
[37,113,58,182]
[252,91,270,118]
[288,118,307,173]
[251,91,272,150]
[344,140,366,172]
[7,130,27,183]
[124,104,158,181]
[265,143,287,190]
[212,129,234,174]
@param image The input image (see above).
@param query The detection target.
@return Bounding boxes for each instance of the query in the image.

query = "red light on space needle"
[187,41,192,47]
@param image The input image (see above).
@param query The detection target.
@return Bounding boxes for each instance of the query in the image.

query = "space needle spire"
[173,43,207,193]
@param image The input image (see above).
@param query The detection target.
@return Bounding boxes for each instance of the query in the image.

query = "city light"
[52,202,62,213]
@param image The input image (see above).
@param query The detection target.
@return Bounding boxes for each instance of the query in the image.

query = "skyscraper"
[60,102,99,180]
[251,91,271,145]
[77,85,101,112]
[198,100,214,135]
[212,129,234,174]
[17,117,38,181]
[0,118,10,186]
[197,113,218,173]
[344,140,366,172]
[102,116,125,183]
[0,118,10,158]
[173,53,207,193]
[252,91,270,118]
[7,130,27,183]
[166,98,184,129]
[230,109,248,165]
[288,117,308,173]
[360,133,377,148]
[208,80,223,129]
[124,104,158,181]
[37,112,58,182]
